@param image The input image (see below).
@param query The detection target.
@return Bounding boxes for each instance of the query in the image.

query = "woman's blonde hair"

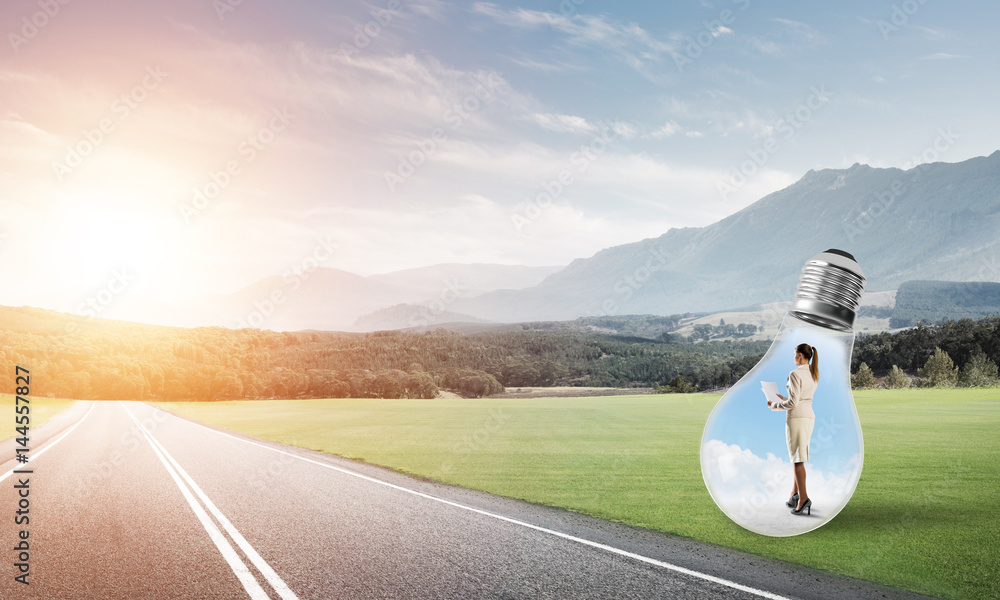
[796,343,819,382]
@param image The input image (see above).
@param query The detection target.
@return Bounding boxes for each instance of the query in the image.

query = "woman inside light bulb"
[766,343,818,516]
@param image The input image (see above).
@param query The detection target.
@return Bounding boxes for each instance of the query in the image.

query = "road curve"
[0,401,935,599]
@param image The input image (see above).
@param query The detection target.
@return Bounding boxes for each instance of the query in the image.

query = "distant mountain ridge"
[104,151,1000,331]
[108,263,564,331]
[890,280,1000,327]
[449,151,1000,322]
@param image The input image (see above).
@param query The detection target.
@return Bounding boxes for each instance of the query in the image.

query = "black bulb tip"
[824,248,856,261]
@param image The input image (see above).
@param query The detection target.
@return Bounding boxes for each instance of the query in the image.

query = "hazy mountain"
[368,264,564,299]
[890,280,1000,327]
[346,264,562,331]
[110,263,565,331]
[102,152,1000,331]
[450,151,1000,322]
[175,269,412,331]
[350,303,488,331]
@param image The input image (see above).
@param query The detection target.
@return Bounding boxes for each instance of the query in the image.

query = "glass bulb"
[700,249,866,536]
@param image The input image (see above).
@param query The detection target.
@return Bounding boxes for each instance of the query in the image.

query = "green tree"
[692,324,713,341]
[884,365,910,389]
[959,350,999,387]
[405,371,439,398]
[659,374,697,393]
[918,347,959,387]
[455,372,504,398]
[851,362,876,389]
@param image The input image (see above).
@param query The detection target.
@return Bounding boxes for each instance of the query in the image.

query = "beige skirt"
[786,417,815,463]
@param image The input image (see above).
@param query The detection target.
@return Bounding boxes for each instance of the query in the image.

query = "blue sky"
[702,322,862,475]
[1,0,999,308]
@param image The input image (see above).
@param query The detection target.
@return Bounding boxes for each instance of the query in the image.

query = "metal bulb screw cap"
[789,249,867,332]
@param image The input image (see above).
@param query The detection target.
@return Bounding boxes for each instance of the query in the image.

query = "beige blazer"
[770,364,816,419]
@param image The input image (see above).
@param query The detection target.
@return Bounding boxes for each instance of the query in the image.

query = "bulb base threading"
[789,249,866,331]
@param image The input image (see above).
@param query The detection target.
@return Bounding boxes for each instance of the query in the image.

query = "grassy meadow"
[2,394,78,434]
[155,388,1000,599]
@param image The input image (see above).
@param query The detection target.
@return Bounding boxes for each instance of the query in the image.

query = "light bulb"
[700,249,866,536]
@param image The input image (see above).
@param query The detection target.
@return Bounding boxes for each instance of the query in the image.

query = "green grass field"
[1,394,77,437]
[155,388,1000,599]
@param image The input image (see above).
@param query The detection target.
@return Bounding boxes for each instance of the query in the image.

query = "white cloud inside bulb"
[702,440,862,535]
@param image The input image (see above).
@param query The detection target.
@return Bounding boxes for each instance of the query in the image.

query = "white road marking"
[121,403,272,600]
[149,404,794,600]
[0,401,96,483]
[125,403,300,600]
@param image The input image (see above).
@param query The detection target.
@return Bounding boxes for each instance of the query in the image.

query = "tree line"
[0,306,768,401]
[851,316,1000,388]
[4,306,995,401]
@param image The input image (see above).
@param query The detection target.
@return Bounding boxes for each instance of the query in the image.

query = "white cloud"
[407,0,448,19]
[921,52,969,60]
[773,18,828,47]
[747,36,782,56]
[913,25,950,40]
[505,56,585,72]
[702,440,862,535]
[647,121,680,139]
[471,2,678,83]
[609,120,638,139]
[527,113,597,134]
[747,19,827,57]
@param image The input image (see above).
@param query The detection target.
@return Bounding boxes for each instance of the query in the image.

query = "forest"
[2,305,998,401]
[889,280,1000,327]
[852,315,1000,376]
[0,306,767,401]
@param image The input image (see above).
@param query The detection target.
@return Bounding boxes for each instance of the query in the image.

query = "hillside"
[0,305,767,400]
[890,280,1000,327]
[453,152,1000,322]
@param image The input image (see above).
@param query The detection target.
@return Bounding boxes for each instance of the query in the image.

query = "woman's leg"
[793,462,808,509]
[789,466,798,500]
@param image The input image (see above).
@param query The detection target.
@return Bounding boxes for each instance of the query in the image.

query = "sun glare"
[50,194,173,285]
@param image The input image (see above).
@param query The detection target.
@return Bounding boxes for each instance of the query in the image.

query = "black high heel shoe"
[785,493,798,508]
[790,498,812,516]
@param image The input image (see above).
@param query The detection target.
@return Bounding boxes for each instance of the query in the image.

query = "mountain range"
[107,151,1000,331]
[448,151,1000,322]
[108,264,562,331]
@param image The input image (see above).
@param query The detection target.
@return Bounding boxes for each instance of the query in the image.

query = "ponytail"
[795,343,820,382]
[809,345,819,382]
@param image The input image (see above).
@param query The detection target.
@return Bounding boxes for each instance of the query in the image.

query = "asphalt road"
[0,401,936,599]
